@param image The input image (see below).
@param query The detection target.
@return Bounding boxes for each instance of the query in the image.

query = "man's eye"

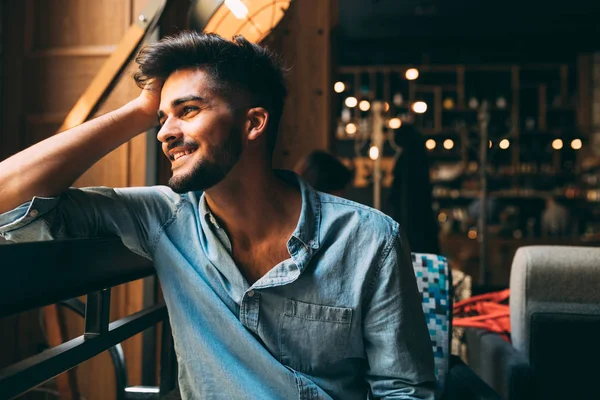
[182,106,198,116]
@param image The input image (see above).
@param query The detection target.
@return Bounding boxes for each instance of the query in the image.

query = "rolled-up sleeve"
[363,227,437,399]
[0,186,181,259]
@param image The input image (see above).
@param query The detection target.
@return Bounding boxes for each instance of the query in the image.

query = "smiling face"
[157,68,246,193]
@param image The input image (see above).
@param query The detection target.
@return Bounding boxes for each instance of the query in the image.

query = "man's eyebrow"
[157,95,207,123]
[171,95,206,107]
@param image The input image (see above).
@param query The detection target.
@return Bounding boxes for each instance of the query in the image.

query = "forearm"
[0,99,156,214]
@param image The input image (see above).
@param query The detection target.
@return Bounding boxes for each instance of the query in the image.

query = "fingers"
[144,78,164,93]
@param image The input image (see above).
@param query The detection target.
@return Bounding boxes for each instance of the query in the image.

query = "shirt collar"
[199,169,321,250]
[200,194,220,229]
[282,170,321,251]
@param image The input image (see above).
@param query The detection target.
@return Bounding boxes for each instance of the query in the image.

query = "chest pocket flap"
[280,299,352,373]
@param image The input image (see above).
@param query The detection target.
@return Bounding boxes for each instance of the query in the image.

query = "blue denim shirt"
[0,171,435,399]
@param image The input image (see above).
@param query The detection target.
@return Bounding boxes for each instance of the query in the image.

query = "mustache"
[166,140,199,152]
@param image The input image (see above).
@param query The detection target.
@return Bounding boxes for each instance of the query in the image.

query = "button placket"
[240,291,260,334]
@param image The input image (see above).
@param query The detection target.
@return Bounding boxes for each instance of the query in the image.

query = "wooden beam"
[268,0,338,169]
[58,0,167,133]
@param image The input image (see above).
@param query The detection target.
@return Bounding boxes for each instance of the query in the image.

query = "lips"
[168,146,198,165]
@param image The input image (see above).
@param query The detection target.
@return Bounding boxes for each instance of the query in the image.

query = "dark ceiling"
[337,0,600,64]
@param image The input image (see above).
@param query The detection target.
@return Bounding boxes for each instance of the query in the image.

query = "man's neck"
[204,161,302,245]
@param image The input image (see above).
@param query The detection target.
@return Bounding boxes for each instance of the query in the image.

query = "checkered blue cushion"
[412,253,451,391]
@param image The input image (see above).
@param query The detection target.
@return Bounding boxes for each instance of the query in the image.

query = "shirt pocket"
[280,299,352,374]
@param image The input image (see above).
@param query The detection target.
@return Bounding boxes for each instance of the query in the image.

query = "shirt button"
[247,290,255,297]
[29,210,39,218]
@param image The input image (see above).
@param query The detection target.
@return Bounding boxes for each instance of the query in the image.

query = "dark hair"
[134,31,287,155]
[296,150,354,194]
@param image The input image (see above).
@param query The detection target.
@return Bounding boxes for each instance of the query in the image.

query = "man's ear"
[246,107,269,141]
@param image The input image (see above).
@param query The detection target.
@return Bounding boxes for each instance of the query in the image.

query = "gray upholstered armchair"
[466,245,600,400]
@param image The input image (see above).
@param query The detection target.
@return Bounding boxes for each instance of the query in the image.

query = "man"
[0,32,435,399]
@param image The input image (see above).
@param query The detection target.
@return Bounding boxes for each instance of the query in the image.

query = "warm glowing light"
[393,93,403,106]
[405,68,419,80]
[438,212,448,222]
[468,229,478,240]
[388,118,402,129]
[345,123,357,135]
[412,101,427,113]
[588,191,598,202]
[571,138,582,150]
[425,139,436,150]
[199,0,292,44]
[496,96,507,109]
[499,139,510,149]
[552,139,563,150]
[489,140,493,148]
[443,139,454,150]
[345,97,358,108]
[443,98,455,109]
[224,0,248,19]
[369,146,380,160]
[468,97,479,109]
[359,100,371,111]
[334,81,345,93]
[383,102,390,112]
[341,107,351,122]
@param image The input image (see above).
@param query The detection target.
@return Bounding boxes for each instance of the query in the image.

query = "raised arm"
[0,85,160,214]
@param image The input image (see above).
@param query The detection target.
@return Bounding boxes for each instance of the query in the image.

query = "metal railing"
[0,238,176,400]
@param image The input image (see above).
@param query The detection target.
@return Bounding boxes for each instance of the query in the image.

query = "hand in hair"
[134,79,164,122]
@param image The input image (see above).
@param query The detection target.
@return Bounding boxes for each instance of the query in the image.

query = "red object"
[453,289,511,341]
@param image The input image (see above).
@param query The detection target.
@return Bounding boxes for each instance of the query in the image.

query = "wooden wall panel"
[31,0,127,49]
[266,0,337,170]
[1,0,151,398]
[27,57,108,113]
[0,0,26,160]
[74,143,130,188]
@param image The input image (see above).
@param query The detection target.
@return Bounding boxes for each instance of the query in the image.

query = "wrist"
[124,98,159,132]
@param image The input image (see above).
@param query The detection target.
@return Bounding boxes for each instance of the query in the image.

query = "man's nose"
[156,119,182,144]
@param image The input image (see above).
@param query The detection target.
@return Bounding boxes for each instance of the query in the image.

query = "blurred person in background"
[542,195,570,237]
[388,124,440,255]
[294,150,354,197]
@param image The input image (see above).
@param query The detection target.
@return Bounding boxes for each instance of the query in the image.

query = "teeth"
[172,149,195,160]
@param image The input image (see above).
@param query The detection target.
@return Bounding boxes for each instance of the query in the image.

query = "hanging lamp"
[189,0,293,43]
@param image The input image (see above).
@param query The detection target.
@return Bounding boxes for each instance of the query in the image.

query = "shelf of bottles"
[332,64,589,192]
[331,62,600,241]
[332,67,427,191]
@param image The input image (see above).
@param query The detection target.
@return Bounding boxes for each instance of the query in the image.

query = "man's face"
[157,68,244,193]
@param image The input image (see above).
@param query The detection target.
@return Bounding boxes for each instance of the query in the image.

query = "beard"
[167,128,243,193]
